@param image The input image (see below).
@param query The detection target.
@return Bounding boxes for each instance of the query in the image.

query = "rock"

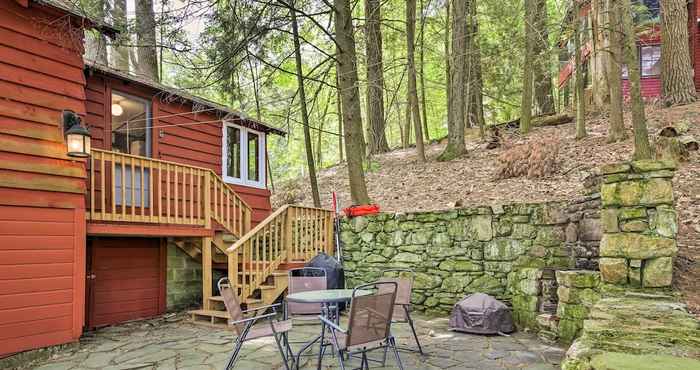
[630,159,677,172]
[535,226,565,247]
[619,220,648,232]
[652,207,677,238]
[590,353,700,370]
[578,218,602,241]
[532,203,568,225]
[387,230,404,246]
[557,287,600,306]
[599,258,628,284]
[441,276,473,293]
[484,239,525,261]
[364,254,387,263]
[350,216,369,232]
[601,178,674,207]
[454,260,484,272]
[414,272,442,289]
[392,252,422,264]
[556,270,600,288]
[643,257,673,287]
[565,223,578,243]
[558,319,583,343]
[640,178,674,205]
[600,162,631,175]
[471,215,493,241]
[513,223,537,239]
[628,259,642,287]
[467,274,503,295]
[618,207,647,220]
[600,209,619,233]
[358,232,374,243]
[600,233,677,259]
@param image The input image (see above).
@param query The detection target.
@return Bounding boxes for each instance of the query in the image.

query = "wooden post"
[243,208,252,234]
[202,236,212,310]
[326,212,334,256]
[229,245,239,299]
[284,207,294,263]
[204,171,211,229]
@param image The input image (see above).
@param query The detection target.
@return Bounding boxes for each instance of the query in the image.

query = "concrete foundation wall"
[166,242,202,311]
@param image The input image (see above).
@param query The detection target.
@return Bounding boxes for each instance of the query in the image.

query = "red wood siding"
[622,77,662,98]
[85,73,273,226]
[0,0,87,356]
[87,238,165,328]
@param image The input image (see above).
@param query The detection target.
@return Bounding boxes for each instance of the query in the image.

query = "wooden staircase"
[187,204,335,325]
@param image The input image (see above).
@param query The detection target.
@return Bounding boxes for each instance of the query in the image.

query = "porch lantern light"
[63,110,91,158]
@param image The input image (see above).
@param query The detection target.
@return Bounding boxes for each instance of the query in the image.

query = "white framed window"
[222,121,266,188]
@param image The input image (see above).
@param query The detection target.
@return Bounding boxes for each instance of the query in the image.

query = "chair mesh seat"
[243,320,293,341]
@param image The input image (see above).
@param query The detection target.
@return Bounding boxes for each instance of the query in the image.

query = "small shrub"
[495,138,561,179]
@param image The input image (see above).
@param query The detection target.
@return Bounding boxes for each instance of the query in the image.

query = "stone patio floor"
[29,312,566,370]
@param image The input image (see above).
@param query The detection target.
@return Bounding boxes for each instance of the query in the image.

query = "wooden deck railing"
[226,205,334,299]
[87,149,252,237]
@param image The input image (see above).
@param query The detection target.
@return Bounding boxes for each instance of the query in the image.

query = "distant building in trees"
[558,0,700,105]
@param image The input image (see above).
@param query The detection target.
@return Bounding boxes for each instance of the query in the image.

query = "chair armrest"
[241,303,281,314]
[230,312,276,326]
[318,315,347,333]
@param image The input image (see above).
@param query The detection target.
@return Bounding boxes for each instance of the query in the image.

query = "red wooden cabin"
[0,0,334,358]
[558,0,700,100]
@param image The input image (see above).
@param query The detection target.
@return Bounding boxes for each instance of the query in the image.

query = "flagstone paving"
[28,313,566,370]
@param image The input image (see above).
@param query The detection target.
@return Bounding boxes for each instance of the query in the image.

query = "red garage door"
[87,238,165,328]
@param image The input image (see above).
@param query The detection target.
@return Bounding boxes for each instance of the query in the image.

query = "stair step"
[259,285,276,290]
[189,309,230,319]
[208,296,263,305]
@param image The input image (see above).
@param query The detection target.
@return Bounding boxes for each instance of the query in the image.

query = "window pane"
[111,92,149,156]
[247,131,259,182]
[641,46,660,77]
[227,126,241,179]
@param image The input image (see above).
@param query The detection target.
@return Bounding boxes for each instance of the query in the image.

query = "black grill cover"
[448,293,515,335]
[305,252,345,290]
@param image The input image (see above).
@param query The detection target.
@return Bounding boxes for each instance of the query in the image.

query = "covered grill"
[448,293,515,335]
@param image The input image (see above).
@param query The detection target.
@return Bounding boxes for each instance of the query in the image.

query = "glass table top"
[286,289,372,303]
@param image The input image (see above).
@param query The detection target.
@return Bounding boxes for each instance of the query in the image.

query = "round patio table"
[285,289,372,370]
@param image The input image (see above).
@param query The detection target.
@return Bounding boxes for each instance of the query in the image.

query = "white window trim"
[222,121,266,189]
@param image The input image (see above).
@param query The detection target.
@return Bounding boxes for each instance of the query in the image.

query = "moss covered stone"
[556,270,601,288]
[558,319,583,343]
[599,258,628,284]
[590,353,700,370]
[642,257,673,287]
[630,159,677,173]
[600,233,677,259]
[484,239,525,261]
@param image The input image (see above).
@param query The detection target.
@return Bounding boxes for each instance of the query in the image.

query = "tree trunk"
[85,0,108,64]
[445,0,451,135]
[419,0,430,142]
[407,0,426,162]
[590,0,611,110]
[532,0,554,114]
[607,0,626,142]
[336,63,344,163]
[317,91,332,169]
[438,0,468,161]
[402,98,412,148]
[136,0,159,80]
[363,0,390,154]
[467,0,485,137]
[520,0,535,134]
[574,0,587,139]
[661,0,697,106]
[291,8,321,207]
[620,0,653,159]
[334,0,371,204]
[110,0,129,71]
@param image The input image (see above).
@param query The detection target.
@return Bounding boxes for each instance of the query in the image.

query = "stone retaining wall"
[340,202,574,317]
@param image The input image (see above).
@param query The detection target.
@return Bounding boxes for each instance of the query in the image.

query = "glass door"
[111,91,151,207]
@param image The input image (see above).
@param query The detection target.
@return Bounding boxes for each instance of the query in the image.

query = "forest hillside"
[273,103,700,316]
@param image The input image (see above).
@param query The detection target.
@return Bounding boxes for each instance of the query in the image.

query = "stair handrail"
[226,204,335,300]
[226,205,289,253]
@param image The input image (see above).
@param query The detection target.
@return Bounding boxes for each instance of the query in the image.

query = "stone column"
[598,160,678,287]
